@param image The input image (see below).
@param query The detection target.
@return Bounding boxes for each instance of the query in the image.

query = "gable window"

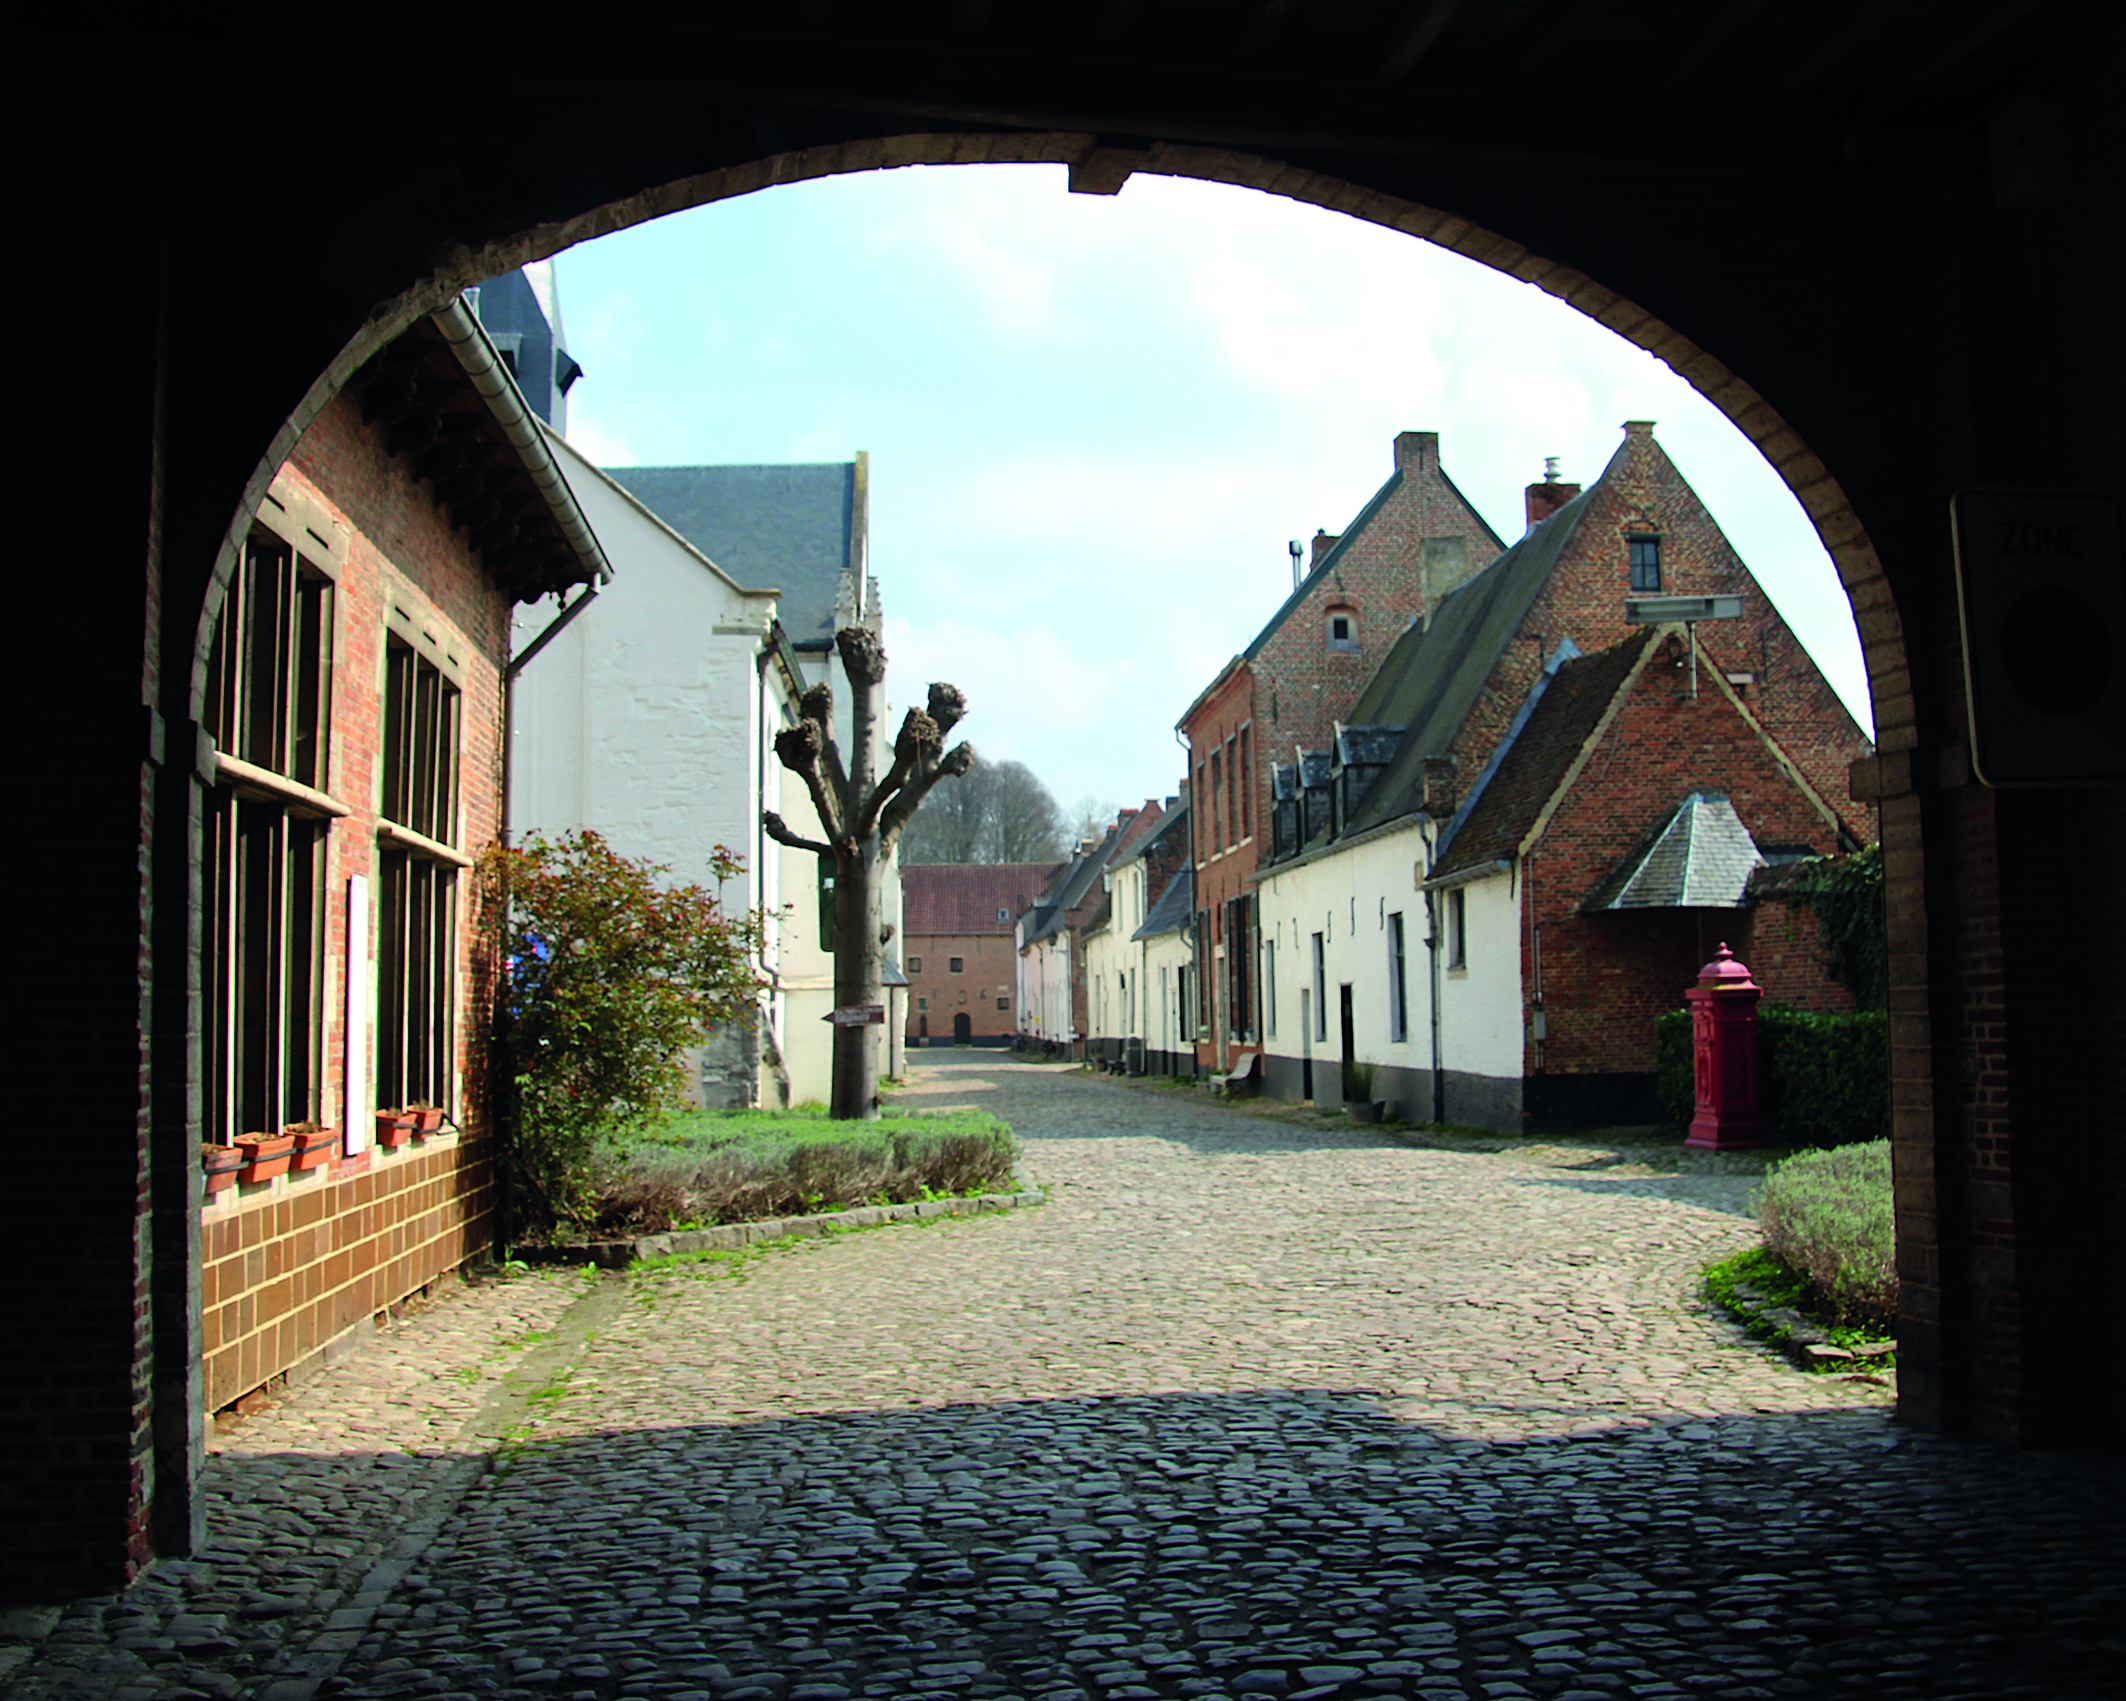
[1629,535,1662,592]
[203,522,338,1144]
[1326,607,1358,651]
[376,632,464,1113]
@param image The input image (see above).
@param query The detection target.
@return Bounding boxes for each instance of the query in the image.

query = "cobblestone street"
[7,1057,2121,1701]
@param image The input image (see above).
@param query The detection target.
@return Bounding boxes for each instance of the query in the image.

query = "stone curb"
[516,1163,1046,1271]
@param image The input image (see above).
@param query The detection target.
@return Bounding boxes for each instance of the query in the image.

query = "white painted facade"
[511,430,863,1107]
[1253,820,1525,1125]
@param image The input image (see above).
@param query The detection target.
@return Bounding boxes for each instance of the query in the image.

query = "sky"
[554,164,1871,816]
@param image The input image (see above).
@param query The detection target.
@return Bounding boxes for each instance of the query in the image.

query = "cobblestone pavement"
[8,1058,2122,1701]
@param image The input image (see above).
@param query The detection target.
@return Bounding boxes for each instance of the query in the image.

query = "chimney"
[1393,430,1439,476]
[1525,457,1581,530]
[1421,755,1458,819]
[1310,529,1341,567]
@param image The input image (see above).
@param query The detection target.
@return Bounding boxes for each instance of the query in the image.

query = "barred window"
[376,634,462,1111]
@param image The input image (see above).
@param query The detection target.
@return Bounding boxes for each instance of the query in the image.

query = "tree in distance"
[763,626,973,1119]
[899,756,1064,865]
[1064,794,1123,849]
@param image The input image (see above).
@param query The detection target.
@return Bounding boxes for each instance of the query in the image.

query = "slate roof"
[1580,791,1765,912]
[1023,815,1138,945]
[1335,486,1598,840]
[1110,798,1187,867]
[1134,865,1194,941]
[1429,632,1654,882]
[601,462,857,643]
[902,864,1062,936]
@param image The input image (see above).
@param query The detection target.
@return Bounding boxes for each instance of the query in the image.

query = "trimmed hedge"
[1655,1005,1887,1146]
[1752,1140,1896,1332]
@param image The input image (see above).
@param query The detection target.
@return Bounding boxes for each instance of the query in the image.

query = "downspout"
[1422,818,1445,1126]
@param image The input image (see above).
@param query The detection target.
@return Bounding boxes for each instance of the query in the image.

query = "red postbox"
[1685,942,1769,1151]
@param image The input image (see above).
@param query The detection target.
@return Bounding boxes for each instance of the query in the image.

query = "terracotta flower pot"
[201,1143,243,1194]
[411,1105,445,1135]
[234,1131,296,1184]
[288,1126,341,1171]
[374,1111,417,1148]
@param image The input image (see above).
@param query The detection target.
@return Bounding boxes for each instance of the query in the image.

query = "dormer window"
[1629,536,1662,592]
[1326,606,1358,651]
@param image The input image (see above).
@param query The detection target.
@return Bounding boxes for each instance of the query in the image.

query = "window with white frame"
[202,519,338,1143]
[1388,911,1408,1041]
[1444,887,1467,972]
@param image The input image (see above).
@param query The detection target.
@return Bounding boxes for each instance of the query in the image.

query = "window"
[1225,895,1253,1037]
[908,955,922,973]
[1238,725,1252,840]
[1210,748,1225,850]
[376,634,463,1112]
[918,996,930,1011]
[1311,932,1327,1042]
[995,907,1008,923]
[949,956,964,973]
[997,997,1009,1011]
[1388,912,1408,1042]
[1326,607,1357,651]
[1629,535,1662,592]
[1265,937,1277,1039]
[202,524,336,1143]
[1444,887,1467,971]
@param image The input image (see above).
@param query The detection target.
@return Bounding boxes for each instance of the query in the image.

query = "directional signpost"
[1951,489,2125,786]
[826,1006,887,1026]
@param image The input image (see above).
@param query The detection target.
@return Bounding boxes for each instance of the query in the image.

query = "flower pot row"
[200,1105,446,1191]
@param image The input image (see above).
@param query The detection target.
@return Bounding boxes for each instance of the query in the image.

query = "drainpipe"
[1422,818,1445,1126]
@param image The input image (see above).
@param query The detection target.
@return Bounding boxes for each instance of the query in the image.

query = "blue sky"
[554,164,1871,816]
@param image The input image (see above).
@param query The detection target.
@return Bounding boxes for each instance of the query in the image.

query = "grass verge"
[1705,1245,1896,1374]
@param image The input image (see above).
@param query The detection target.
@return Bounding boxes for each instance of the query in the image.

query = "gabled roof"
[1337,486,1598,839]
[1133,865,1194,941]
[1581,791,1764,911]
[902,863,1062,936]
[1023,815,1136,945]
[1110,797,1187,868]
[601,462,857,643]
[1430,632,1654,882]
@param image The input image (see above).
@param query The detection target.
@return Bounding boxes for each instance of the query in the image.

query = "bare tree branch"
[772,720,847,844]
[861,705,941,837]
[762,812,833,856]
[837,625,888,687]
[880,741,975,844]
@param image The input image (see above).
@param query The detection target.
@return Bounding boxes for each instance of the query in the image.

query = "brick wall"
[200,1136,493,1411]
[1526,648,1852,1080]
[906,933,1018,1041]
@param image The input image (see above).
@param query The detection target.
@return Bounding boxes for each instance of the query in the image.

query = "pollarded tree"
[763,626,972,1119]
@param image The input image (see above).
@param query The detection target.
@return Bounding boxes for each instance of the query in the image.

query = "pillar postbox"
[1684,942,1769,1151]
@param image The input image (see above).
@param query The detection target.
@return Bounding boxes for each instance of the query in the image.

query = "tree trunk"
[830,834,884,1120]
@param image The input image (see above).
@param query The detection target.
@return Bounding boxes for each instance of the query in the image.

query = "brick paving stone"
[6,1057,2124,1699]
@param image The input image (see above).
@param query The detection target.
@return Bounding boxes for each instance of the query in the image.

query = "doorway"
[953,1013,972,1045]
[1339,983,1356,1104]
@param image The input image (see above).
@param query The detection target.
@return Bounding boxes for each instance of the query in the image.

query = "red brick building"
[901,863,1060,1046]
[1255,423,1873,1126]
[194,307,607,1422]
[1178,430,1503,1075]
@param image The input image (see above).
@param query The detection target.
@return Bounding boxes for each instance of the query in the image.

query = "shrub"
[481,832,768,1229]
[1652,1005,1886,1146]
[580,1106,1020,1235]
[1752,1139,1896,1332]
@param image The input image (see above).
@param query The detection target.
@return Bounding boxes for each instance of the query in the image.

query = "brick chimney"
[1310,530,1341,567]
[1394,430,1439,476]
[1525,456,1581,530]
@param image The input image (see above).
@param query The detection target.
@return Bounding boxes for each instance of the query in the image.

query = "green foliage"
[1758,1005,1888,1146]
[1654,1009,1693,1120]
[482,831,768,1229]
[1762,844,1887,1009]
[1704,1245,1896,1362]
[1751,1139,1896,1333]
[1652,1005,1886,1145]
[585,1106,1019,1236]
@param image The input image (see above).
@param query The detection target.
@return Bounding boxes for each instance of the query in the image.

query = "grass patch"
[559,1106,1020,1240]
[1752,1138,1895,1333]
[1705,1245,1896,1368]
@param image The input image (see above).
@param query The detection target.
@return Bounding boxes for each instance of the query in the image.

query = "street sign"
[1952,488,2125,786]
[826,1005,887,1026]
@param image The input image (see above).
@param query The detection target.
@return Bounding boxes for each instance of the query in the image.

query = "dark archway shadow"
[88,1389,2122,1701]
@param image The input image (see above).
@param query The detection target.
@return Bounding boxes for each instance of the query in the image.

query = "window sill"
[378,819,475,868]
[215,752,350,819]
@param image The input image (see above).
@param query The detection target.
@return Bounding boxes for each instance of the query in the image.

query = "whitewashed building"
[1082,800,1191,1075]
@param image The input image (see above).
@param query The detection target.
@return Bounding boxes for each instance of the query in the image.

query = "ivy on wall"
[1762,844,1887,1010]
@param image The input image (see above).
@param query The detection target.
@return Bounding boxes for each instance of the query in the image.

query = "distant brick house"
[1178,430,1504,1079]
[902,863,1059,1046]
[1253,423,1873,1127]
[197,301,608,1414]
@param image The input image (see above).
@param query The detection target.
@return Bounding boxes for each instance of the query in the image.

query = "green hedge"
[1753,1140,1896,1332]
[1654,1005,1887,1146]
